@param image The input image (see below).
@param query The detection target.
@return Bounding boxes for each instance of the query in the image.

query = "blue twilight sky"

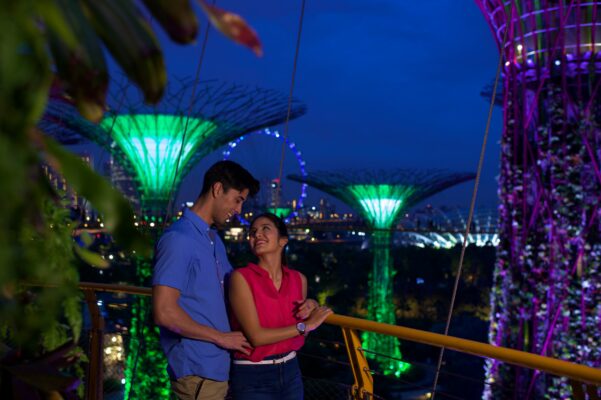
[89,0,504,213]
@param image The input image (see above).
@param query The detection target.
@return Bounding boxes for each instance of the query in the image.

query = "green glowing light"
[101,114,218,208]
[266,207,292,218]
[347,184,415,229]
[361,230,411,376]
[124,258,170,398]
[345,185,415,376]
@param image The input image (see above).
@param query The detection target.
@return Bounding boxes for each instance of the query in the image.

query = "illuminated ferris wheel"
[222,128,308,222]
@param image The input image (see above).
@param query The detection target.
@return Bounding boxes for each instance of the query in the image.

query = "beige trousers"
[171,375,228,400]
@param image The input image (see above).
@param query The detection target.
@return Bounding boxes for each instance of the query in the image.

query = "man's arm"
[153,285,251,354]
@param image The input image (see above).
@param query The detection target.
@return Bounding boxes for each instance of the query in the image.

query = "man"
[153,160,260,400]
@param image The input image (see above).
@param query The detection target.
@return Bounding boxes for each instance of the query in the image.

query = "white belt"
[233,351,296,365]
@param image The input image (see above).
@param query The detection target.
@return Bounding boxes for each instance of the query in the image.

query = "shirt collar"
[182,208,212,234]
[247,262,289,278]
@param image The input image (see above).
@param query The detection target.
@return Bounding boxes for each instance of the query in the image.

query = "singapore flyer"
[222,127,308,223]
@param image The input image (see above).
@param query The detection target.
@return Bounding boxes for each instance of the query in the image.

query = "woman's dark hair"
[199,160,260,197]
[249,212,289,265]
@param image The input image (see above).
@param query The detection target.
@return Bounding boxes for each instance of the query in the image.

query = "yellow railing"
[78,282,601,400]
[327,314,601,399]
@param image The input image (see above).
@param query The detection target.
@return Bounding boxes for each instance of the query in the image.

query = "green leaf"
[142,0,199,44]
[41,135,152,257]
[45,0,108,123]
[83,0,166,103]
[35,0,77,48]
[0,5,52,135]
[73,245,109,269]
[63,295,82,342]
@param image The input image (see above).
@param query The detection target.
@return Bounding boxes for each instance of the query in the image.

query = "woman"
[228,212,332,400]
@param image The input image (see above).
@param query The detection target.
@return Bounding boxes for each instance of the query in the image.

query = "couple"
[152,161,332,400]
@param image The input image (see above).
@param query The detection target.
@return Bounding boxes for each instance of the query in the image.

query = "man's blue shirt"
[153,208,233,381]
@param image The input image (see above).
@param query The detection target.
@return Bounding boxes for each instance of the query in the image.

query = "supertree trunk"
[485,74,601,399]
[288,170,475,378]
[362,229,408,377]
[124,256,171,399]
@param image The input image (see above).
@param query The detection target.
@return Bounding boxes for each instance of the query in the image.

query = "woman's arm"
[229,271,332,347]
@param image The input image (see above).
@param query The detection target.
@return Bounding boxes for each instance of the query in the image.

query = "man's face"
[212,185,249,226]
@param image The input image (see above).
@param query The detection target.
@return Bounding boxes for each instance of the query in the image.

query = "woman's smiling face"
[248,216,287,257]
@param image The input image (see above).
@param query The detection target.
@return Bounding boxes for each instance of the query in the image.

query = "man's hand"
[215,331,253,355]
[294,298,319,319]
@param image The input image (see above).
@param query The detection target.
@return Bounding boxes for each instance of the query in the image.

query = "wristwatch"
[296,322,307,336]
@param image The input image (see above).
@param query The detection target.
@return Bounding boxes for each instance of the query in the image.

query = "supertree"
[289,169,474,376]
[42,79,306,398]
[41,79,307,214]
[475,2,601,398]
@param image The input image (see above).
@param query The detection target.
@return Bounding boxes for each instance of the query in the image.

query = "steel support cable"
[430,16,509,400]
[275,0,306,209]
[308,335,522,397]
[298,337,510,395]
[364,367,465,400]
[163,0,216,225]
[361,347,526,398]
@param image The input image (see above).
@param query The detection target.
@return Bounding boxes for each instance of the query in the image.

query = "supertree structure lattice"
[40,78,307,213]
[476,2,601,398]
[39,85,89,145]
[289,169,474,376]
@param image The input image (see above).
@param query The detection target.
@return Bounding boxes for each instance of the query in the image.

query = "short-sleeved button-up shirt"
[152,208,233,381]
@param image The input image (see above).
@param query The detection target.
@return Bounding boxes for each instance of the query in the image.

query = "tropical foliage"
[0,0,260,397]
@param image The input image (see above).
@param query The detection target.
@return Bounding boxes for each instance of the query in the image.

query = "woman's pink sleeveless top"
[231,263,305,362]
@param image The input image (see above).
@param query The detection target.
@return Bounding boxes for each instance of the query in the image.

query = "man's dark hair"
[199,160,259,197]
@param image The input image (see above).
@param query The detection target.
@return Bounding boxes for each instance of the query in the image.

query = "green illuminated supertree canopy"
[45,79,307,212]
[100,114,217,208]
[289,169,474,377]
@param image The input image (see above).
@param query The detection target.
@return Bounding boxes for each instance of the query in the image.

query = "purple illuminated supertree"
[476,2,601,398]
[289,170,474,377]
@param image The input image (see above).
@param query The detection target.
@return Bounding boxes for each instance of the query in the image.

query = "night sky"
[83,1,504,214]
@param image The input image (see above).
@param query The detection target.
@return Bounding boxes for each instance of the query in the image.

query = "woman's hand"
[294,298,319,319]
[305,306,333,333]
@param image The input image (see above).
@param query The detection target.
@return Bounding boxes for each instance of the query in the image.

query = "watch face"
[296,322,306,334]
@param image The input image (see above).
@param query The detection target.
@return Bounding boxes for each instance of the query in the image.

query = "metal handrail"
[326,314,601,386]
[79,281,601,398]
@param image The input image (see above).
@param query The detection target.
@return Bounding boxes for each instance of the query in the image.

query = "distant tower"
[289,170,474,376]
[270,178,282,208]
[475,2,601,398]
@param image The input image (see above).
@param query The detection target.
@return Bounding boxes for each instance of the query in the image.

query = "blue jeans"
[229,355,303,400]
